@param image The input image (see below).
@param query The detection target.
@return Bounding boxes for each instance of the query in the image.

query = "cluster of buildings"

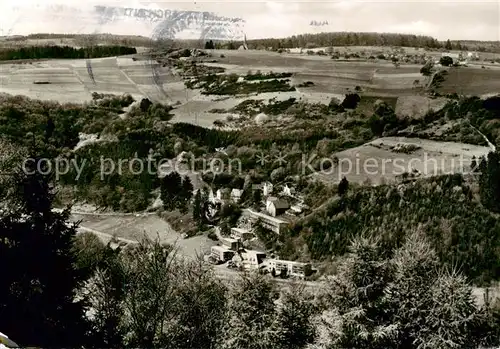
[210,239,313,279]
[207,181,313,279]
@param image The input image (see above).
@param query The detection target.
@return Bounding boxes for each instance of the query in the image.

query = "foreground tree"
[274,283,317,349]
[81,236,228,348]
[316,236,395,349]
[83,243,127,347]
[0,156,88,347]
[313,232,499,349]
[221,272,279,349]
[167,256,228,349]
[388,230,494,348]
[119,239,180,347]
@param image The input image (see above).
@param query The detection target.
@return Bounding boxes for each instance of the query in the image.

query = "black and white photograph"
[0,1,500,348]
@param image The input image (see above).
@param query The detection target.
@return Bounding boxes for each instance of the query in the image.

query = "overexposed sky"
[0,0,499,41]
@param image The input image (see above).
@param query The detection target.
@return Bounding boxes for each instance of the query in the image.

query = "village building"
[210,245,234,263]
[262,182,273,196]
[266,196,290,217]
[230,227,254,241]
[216,188,231,201]
[231,188,242,203]
[222,237,240,251]
[281,184,296,197]
[243,209,289,234]
[266,259,313,278]
[241,250,267,270]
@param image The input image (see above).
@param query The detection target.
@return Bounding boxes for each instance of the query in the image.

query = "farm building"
[289,48,303,54]
[243,209,289,234]
[266,259,312,278]
[230,227,254,241]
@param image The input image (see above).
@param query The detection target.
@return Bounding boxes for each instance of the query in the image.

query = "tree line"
[0,45,137,60]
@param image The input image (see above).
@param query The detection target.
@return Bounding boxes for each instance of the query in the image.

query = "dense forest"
[281,174,500,285]
[0,45,137,60]
[243,32,500,52]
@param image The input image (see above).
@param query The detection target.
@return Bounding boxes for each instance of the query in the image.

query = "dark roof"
[271,200,289,209]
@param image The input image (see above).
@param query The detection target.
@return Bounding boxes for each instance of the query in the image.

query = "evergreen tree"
[205,40,215,49]
[178,175,194,213]
[389,231,488,348]
[45,116,55,142]
[470,155,477,173]
[221,273,279,349]
[0,156,88,347]
[316,236,394,349]
[338,176,349,196]
[274,284,317,349]
[160,171,183,211]
[192,189,203,224]
[445,39,453,50]
[252,189,262,208]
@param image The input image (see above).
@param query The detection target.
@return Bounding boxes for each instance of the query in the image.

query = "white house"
[281,184,296,197]
[467,52,479,60]
[216,188,231,201]
[231,227,254,241]
[266,196,278,212]
[241,250,267,270]
[243,209,289,234]
[262,182,273,196]
[265,259,312,278]
[231,189,242,203]
[266,197,290,217]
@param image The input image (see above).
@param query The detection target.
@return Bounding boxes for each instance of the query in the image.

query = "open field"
[208,49,426,96]
[313,136,491,185]
[71,212,217,258]
[436,65,500,95]
[0,49,498,128]
[0,56,177,104]
[0,49,434,124]
[395,96,449,118]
